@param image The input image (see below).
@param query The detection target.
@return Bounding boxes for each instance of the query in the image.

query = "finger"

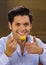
[7,36,14,44]
[25,43,32,49]
[25,43,31,47]
[33,36,36,42]
[26,49,36,54]
[25,42,31,47]
[33,36,37,44]
[25,47,33,54]
[12,42,17,50]
[32,36,38,45]
[9,39,17,47]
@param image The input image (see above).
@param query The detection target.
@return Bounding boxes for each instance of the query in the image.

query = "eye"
[15,23,20,26]
[24,22,29,26]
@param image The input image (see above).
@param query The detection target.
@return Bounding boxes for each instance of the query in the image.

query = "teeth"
[18,32,24,34]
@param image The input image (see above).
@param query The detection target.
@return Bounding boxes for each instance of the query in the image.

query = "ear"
[8,22,12,30]
[30,23,32,30]
[29,24,32,35]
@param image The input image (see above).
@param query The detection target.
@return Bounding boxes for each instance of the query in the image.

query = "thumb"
[33,36,37,44]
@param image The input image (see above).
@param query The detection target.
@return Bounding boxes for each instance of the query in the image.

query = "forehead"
[13,15,30,23]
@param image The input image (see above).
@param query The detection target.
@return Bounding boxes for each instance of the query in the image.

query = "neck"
[19,41,26,55]
[17,37,28,55]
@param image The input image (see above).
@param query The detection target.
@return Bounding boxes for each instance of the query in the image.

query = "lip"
[16,31,27,35]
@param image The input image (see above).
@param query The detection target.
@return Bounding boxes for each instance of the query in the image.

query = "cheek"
[12,25,18,31]
[12,28,17,34]
[26,26,32,34]
[26,26,31,31]
[12,29,17,37]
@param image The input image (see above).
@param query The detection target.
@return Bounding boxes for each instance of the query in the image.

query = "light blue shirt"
[0,33,46,65]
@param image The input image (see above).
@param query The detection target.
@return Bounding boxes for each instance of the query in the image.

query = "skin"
[5,15,43,57]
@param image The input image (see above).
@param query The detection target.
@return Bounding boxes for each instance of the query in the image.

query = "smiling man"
[0,6,46,65]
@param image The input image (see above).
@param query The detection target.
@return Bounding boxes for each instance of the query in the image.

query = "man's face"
[9,15,32,40]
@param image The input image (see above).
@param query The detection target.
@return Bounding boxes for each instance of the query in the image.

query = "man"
[0,6,46,65]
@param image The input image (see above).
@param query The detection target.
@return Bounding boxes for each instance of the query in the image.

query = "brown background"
[0,0,46,43]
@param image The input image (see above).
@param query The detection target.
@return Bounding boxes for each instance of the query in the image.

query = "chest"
[8,52,39,65]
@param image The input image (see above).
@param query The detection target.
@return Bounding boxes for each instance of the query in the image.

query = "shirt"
[0,33,46,65]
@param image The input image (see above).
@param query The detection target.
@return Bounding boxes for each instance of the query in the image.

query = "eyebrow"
[15,21,30,25]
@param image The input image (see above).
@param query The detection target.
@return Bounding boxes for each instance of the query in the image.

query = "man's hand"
[5,36,17,57]
[25,36,43,54]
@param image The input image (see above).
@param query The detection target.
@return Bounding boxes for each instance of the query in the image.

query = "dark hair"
[8,6,33,24]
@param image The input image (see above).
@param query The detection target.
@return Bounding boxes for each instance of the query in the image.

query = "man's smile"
[16,31,27,35]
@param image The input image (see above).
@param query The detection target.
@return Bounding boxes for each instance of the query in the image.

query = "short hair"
[8,6,33,24]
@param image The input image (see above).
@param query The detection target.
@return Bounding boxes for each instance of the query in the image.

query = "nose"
[19,25,25,31]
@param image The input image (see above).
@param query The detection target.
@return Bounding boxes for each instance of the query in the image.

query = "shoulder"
[0,33,11,45]
[0,33,12,52]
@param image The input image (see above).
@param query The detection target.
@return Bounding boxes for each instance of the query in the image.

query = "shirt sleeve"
[37,38,46,65]
[0,53,9,65]
[0,37,9,65]
[39,49,46,65]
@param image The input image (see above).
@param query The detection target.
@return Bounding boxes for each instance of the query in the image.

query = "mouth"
[16,32,27,42]
[17,31,27,35]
